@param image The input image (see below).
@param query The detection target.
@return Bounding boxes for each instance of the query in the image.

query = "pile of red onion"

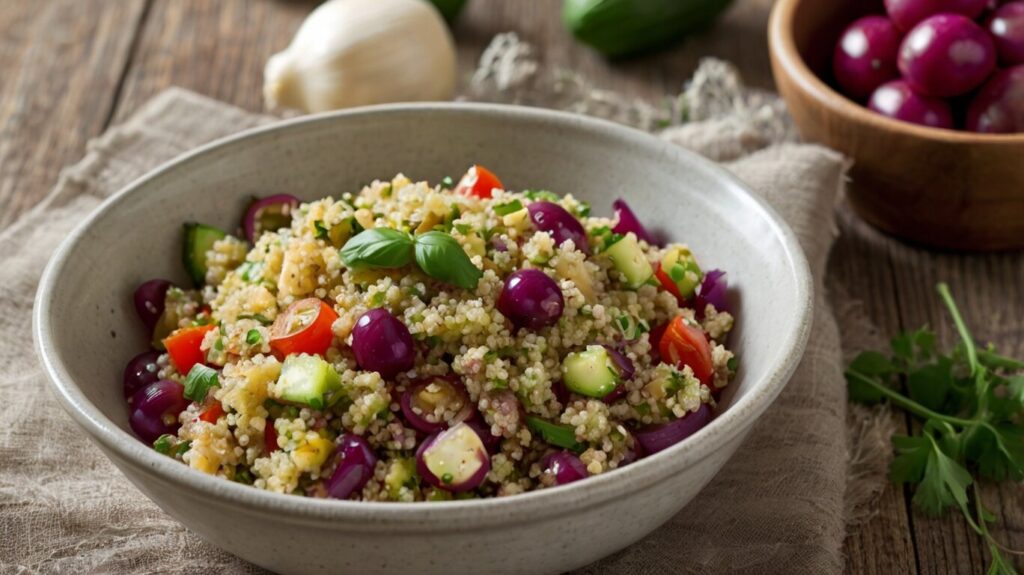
[833,0,1024,133]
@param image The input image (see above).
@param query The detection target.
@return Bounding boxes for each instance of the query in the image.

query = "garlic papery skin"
[264,0,457,113]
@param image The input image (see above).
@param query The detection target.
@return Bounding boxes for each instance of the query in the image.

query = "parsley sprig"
[846,283,1024,574]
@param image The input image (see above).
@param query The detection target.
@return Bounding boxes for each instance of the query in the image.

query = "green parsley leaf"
[453,223,472,235]
[153,434,175,455]
[183,364,220,402]
[413,231,482,290]
[575,201,591,218]
[493,199,524,216]
[245,329,261,345]
[238,313,273,325]
[340,228,414,269]
[525,416,585,454]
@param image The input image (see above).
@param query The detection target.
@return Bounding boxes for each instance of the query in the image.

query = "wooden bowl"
[769,0,1024,251]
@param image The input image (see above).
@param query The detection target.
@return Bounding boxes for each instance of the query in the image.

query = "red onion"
[527,201,590,254]
[129,380,188,444]
[634,404,712,455]
[695,269,729,317]
[497,269,564,331]
[611,199,655,246]
[124,350,163,400]
[465,417,502,453]
[351,308,415,378]
[416,423,490,492]
[541,451,589,485]
[399,376,473,434]
[324,434,378,500]
[243,194,300,243]
[133,279,172,332]
[647,322,668,364]
[552,379,571,405]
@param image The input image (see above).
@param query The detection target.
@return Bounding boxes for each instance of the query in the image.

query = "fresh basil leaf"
[413,231,482,290]
[341,228,414,269]
[525,416,585,454]
[183,364,219,402]
[493,199,523,216]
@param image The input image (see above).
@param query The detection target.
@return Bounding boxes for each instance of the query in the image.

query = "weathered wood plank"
[829,207,920,575]
[111,0,315,122]
[0,0,146,226]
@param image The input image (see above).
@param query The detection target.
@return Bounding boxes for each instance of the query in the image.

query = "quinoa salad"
[123,165,736,501]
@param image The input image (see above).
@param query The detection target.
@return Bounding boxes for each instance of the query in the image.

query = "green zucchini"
[563,0,735,58]
[182,222,227,286]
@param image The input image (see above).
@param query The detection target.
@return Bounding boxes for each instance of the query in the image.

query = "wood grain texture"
[0,0,145,227]
[1,0,1019,572]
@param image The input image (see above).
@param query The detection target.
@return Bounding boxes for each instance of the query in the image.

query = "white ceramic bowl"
[34,104,812,575]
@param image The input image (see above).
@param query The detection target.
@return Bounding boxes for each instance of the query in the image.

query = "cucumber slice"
[276,354,342,410]
[385,457,417,498]
[562,345,619,398]
[183,222,228,286]
[605,233,653,289]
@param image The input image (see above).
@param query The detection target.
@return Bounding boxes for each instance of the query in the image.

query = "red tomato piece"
[163,324,216,374]
[654,263,683,301]
[270,298,339,358]
[199,401,225,424]
[264,419,279,453]
[454,165,503,199]
[659,316,715,389]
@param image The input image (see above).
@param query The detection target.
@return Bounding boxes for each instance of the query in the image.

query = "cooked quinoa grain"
[124,169,736,501]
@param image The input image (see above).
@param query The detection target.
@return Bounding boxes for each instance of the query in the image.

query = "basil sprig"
[340,228,482,290]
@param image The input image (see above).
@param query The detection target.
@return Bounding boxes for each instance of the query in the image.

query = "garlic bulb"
[264,0,457,113]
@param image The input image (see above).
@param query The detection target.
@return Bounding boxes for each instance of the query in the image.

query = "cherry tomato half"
[198,401,225,424]
[659,316,714,389]
[163,324,216,374]
[454,165,503,199]
[270,298,339,358]
[654,263,682,301]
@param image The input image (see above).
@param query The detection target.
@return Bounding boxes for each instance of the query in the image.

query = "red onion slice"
[695,269,729,317]
[416,423,490,492]
[243,194,300,243]
[611,198,656,246]
[399,376,473,434]
[324,434,378,500]
[634,404,712,455]
[541,451,589,485]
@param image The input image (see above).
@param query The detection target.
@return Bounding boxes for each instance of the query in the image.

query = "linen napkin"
[0,59,850,573]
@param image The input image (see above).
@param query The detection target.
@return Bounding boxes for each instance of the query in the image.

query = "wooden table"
[1,1,1020,572]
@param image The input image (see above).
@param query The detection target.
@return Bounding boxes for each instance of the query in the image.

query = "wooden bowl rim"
[769,0,1024,146]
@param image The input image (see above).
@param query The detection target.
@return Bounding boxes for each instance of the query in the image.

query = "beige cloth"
[0,85,848,574]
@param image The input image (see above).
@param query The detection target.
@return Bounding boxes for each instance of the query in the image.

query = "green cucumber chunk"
[385,457,417,499]
[605,233,653,289]
[183,222,228,286]
[276,354,342,410]
[562,345,619,398]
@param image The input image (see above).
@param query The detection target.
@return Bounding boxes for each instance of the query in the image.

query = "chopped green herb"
[441,176,454,188]
[453,223,473,235]
[183,364,220,402]
[727,356,739,371]
[525,416,586,454]
[238,313,273,325]
[314,220,329,239]
[575,201,591,218]
[524,190,560,202]
[153,434,175,455]
[381,184,393,198]
[172,440,192,458]
[370,291,387,307]
[245,329,261,345]
[441,472,454,485]
[213,338,224,351]
[493,199,524,216]
[234,468,255,485]
[846,283,1024,573]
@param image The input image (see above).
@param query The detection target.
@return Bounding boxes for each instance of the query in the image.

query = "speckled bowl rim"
[34,102,813,531]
